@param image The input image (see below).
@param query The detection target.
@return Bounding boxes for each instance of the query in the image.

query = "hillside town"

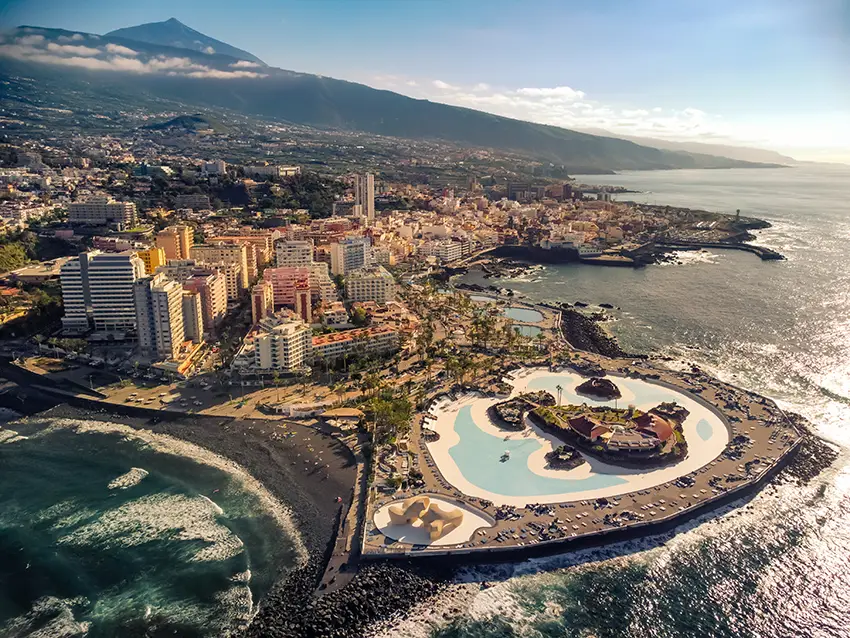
[0,131,778,393]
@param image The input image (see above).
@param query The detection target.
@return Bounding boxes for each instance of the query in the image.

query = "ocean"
[390,165,850,638]
[0,415,304,637]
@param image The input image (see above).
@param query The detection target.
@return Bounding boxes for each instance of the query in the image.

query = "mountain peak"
[105,19,265,66]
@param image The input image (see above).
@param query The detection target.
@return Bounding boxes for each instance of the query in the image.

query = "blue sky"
[1,0,848,161]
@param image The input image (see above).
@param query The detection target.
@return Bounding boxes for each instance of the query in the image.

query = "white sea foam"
[656,249,720,267]
[107,467,149,490]
[0,596,90,638]
[58,492,246,563]
[0,427,27,444]
[29,417,307,563]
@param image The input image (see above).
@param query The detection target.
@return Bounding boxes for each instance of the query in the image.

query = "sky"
[1,0,848,162]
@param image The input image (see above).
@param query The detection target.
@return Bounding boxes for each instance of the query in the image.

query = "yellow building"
[136,247,166,275]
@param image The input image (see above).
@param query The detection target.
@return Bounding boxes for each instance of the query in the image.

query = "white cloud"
[57,34,85,43]
[432,79,458,90]
[515,86,585,100]
[105,43,139,56]
[0,39,267,80]
[17,35,45,46]
[46,42,100,56]
[203,46,215,54]
[230,60,262,68]
[472,83,490,92]
[186,69,267,79]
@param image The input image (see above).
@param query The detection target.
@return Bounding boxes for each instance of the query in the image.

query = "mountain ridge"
[0,23,786,173]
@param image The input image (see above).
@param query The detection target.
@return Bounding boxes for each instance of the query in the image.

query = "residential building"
[191,242,249,290]
[204,260,245,301]
[251,280,274,324]
[201,160,227,176]
[345,265,395,304]
[134,273,185,360]
[156,225,193,260]
[243,165,301,179]
[59,250,145,334]
[432,239,463,263]
[330,237,371,276]
[354,173,375,225]
[182,291,204,343]
[183,271,227,334]
[311,325,398,362]
[209,232,275,275]
[275,239,313,267]
[136,247,166,275]
[265,264,336,308]
[252,314,313,373]
[320,301,349,327]
[68,196,137,227]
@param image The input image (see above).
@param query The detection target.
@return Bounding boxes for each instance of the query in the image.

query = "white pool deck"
[373,496,494,546]
[425,368,731,506]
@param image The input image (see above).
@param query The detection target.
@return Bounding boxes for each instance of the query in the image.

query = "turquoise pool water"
[696,418,714,441]
[503,307,544,322]
[448,406,627,496]
[514,325,542,337]
[526,373,677,409]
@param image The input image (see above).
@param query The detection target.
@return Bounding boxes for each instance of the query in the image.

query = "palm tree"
[272,370,281,401]
[555,384,563,406]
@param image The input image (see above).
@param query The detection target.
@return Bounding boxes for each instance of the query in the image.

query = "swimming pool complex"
[425,368,730,506]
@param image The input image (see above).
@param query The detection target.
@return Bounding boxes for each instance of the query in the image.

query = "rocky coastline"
[560,307,647,359]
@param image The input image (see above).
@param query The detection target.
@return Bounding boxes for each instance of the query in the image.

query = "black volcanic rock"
[576,377,622,400]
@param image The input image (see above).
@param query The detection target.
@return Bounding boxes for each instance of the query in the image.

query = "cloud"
[17,35,45,46]
[0,37,268,80]
[363,74,761,146]
[230,60,262,68]
[185,69,266,79]
[432,79,458,90]
[46,42,100,56]
[203,46,215,54]
[105,43,139,56]
[515,86,585,100]
[58,34,85,43]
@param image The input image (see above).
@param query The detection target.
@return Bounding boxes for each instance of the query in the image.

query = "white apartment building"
[60,251,146,334]
[190,243,249,290]
[345,265,395,304]
[275,239,313,267]
[320,301,349,327]
[330,237,371,276]
[310,262,338,303]
[243,165,301,179]
[135,273,185,360]
[68,196,137,227]
[432,239,463,263]
[252,315,313,373]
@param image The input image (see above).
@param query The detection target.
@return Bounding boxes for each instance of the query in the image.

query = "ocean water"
[0,416,304,637]
[406,165,850,638]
